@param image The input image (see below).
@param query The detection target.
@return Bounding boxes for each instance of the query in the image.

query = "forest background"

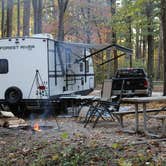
[1,0,166,94]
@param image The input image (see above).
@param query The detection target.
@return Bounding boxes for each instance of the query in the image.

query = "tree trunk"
[156,24,163,80]
[23,0,31,36]
[58,0,69,41]
[86,0,91,43]
[32,0,38,34]
[17,0,20,36]
[38,0,43,33]
[106,0,118,76]
[111,0,118,73]
[136,28,142,59]
[32,0,43,34]
[135,28,139,59]
[142,35,146,65]
[147,29,154,77]
[146,1,154,89]
[7,0,14,37]
[94,20,102,43]
[51,0,56,16]
[126,16,132,67]
[1,0,5,37]
[161,0,166,95]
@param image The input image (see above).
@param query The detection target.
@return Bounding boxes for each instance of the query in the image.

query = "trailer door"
[48,40,57,96]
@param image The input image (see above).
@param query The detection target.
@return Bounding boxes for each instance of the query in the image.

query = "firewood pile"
[0,111,28,128]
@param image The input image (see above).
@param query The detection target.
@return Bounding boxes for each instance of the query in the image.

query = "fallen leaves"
[111,142,123,150]
[52,154,59,161]
[0,118,166,165]
[60,132,69,139]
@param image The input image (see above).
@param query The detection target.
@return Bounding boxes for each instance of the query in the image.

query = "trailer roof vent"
[32,33,54,39]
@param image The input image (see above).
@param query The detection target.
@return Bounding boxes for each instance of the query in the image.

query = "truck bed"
[111,68,151,97]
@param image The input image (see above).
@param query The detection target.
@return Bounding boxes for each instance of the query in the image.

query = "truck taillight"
[38,85,46,90]
[144,80,148,88]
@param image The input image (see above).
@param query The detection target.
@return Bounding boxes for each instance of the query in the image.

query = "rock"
[0,111,15,118]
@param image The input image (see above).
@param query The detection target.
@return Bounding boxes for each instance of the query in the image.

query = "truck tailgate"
[112,78,148,90]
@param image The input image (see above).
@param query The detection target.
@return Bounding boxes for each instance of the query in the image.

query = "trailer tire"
[5,87,22,105]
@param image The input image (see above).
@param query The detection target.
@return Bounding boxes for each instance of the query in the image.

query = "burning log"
[0,117,27,128]
[33,123,41,132]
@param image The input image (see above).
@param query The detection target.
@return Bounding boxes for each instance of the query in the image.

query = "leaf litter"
[0,115,165,165]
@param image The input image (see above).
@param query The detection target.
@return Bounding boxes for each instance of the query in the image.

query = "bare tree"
[23,0,31,36]
[1,0,5,37]
[156,23,163,81]
[161,0,166,95]
[17,0,20,36]
[80,0,92,43]
[32,0,43,34]
[32,0,37,34]
[38,0,43,33]
[145,0,154,89]
[142,35,147,65]
[86,0,91,43]
[58,0,69,41]
[6,0,14,37]
[107,0,118,76]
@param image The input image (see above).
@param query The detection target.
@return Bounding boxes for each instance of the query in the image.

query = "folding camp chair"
[84,79,124,128]
[83,79,113,127]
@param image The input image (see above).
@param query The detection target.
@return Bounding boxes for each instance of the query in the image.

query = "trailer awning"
[75,43,133,63]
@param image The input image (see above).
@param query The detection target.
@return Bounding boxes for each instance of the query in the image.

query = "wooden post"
[135,103,139,132]
[143,103,147,133]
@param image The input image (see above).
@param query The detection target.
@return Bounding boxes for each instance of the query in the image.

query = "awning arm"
[76,43,133,63]
[99,53,126,66]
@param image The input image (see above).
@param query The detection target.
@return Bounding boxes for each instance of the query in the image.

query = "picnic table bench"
[112,108,164,128]
[119,96,166,138]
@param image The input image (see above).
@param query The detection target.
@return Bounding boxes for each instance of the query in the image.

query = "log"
[0,111,15,118]
[0,117,28,128]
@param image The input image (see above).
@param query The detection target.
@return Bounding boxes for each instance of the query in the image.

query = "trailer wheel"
[5,87,22,104]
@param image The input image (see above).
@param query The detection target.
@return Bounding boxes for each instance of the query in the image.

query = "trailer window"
[85,60,89,73]
[80,63,83,72]
[0,59,8,74]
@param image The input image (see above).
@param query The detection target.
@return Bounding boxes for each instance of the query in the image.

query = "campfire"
[0,111,59,132]
[33,123,41,132]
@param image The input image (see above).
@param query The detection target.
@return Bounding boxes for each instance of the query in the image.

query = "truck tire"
[5,87,22,105]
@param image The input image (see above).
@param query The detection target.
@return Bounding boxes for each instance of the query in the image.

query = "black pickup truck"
[112,68,152,97]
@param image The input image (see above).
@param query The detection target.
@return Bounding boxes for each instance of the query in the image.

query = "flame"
[33,123,41,131]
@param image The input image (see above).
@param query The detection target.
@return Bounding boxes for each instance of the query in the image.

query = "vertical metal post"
[130,54,132,68]
[135,103,139,132]
[143,103,147,133]
[84,48,87,83]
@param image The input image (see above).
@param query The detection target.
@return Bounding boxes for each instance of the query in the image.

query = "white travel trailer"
[0,34,94,114]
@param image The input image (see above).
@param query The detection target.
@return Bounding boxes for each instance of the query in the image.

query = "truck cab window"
[0,59,8,74]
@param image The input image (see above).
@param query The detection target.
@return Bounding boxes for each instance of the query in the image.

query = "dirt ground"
[0,114,166,166]
[0,86,166,165]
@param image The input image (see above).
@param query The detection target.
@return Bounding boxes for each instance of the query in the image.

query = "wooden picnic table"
[59,95,100,116]
[121,96,166,137]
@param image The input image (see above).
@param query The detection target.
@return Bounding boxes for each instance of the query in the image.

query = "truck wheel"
[5,87,22,105]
